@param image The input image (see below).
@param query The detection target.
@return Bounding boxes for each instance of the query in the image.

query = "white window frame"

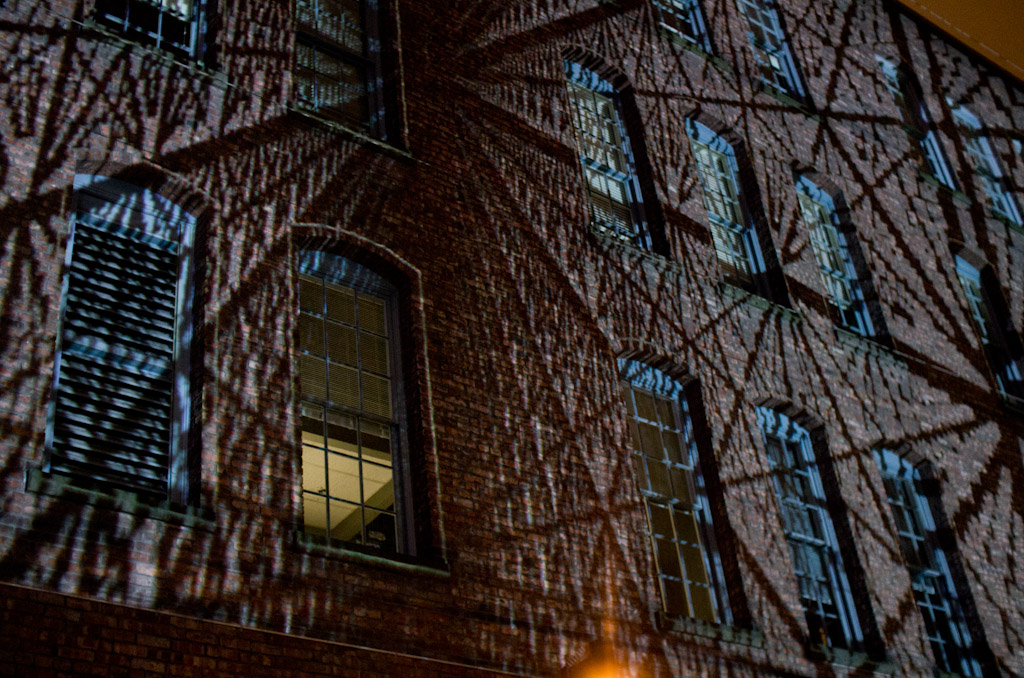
[735,0,805,98]
[654,0,712,52]
[950,103,1023,225]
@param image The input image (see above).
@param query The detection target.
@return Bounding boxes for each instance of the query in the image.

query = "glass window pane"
[326,284,356,325]
[326,452,360,502]
[647,501,673,537]
[300,354,328,400]
[303,492,328,536]
[326,322,358,366]
[299,312,324,356]
[656,538,682,579]
[327,364,360,410]
[359,296,387,335]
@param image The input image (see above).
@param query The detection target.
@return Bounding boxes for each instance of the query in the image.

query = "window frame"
[93,0,212,64]
[757,408,863,651]
[954,255,1024,402]
[950,104,1023,225]
[735,0,805,99]
[44,174,200,506]
[294,0,388,140]
[873,449,983,677]
[654,0,713,52]
[295,250,415,556]
[795,176,875,337]
[619,360,733,625]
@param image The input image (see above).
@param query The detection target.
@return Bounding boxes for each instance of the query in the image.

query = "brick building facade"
[1,0,1023,676]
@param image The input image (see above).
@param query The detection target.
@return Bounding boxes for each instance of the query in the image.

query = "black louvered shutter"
[49,204,180,502]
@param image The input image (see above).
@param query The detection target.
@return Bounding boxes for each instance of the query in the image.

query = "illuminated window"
[950,105,1023,225]
[758,408,862,650]
[735,0,805,98]
[795,177,874,337]
[620,361,732,624]
[46,176,201,505]
[297,252,408,554]
[874,449,983,677]
[877,58,957,189]
[295,0,387,138]
[654,0,712,51]
[686,119,779,296]
[565,62,654,250]
[954,256,1024,402]
[94,0,211,62]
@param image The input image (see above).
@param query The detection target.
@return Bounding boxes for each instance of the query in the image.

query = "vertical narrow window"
[954,256,1024,402]
[877,58,957,189]
[295,0,387,138]
[654,0,712,51]
[46,176,200,505]
[735,0,805,99]
[950,105,1023,225]
[94,0,210,62]
[757,409,862,651]
[297,252,410,554]
[874,449,983,677]
[686,119,771,294]
[620,361,732,624]
[565,62,652,250]
[795,177,874,337]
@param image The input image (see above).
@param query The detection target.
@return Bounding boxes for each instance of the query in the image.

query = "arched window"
[46,175,202,505]
[757,408,863,651]
[874,449,984,677]
[296,251,412,554]
[954,255,1024,403]
[795,176,876,337]
[619,360,732,624]
[949,104,1023,225]
[565,61,658,251]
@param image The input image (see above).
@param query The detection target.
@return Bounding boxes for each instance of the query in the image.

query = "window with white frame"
[757,408,863,650]
[565,62,652,250]
[795,177,874,337]
[46,175,200,505]
[954,256,1024,402]
[950,104,1023,225]
[654,0,712,52]
[295,0,388,139]
[874,449,983,677]
[94,0,211,62]
[735,0,805,99]
[620,361,732,623]
[297,251,410,554]
[686,119,767,291]
[877,58,958,189]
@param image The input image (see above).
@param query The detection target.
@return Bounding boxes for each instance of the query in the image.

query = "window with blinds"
[735,0,805,98]
[954,256,1024,402]
[686,119,766,291]
[94,0,210,62]
[297,251,405,554]
[295,0,386,138]
[619,361,732,624]
[565,62,652,250]
[874,450,984,677]
[46,176,198,505]
[795,177,874,337]
[757,409,862,651]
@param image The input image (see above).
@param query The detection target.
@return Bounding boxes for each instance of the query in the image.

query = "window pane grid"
[654,0,711,50]
[94,0,202,60]
[621,372,729,624]
[735,0,803,96]
[796,186,873,336]
[299,271,397,552]
[964,136,1023,224]
[690,138,757,286]
[759,411,862,651]
[875,451,982,677]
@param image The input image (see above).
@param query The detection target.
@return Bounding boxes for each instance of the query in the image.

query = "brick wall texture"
[1,0,1023,676]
